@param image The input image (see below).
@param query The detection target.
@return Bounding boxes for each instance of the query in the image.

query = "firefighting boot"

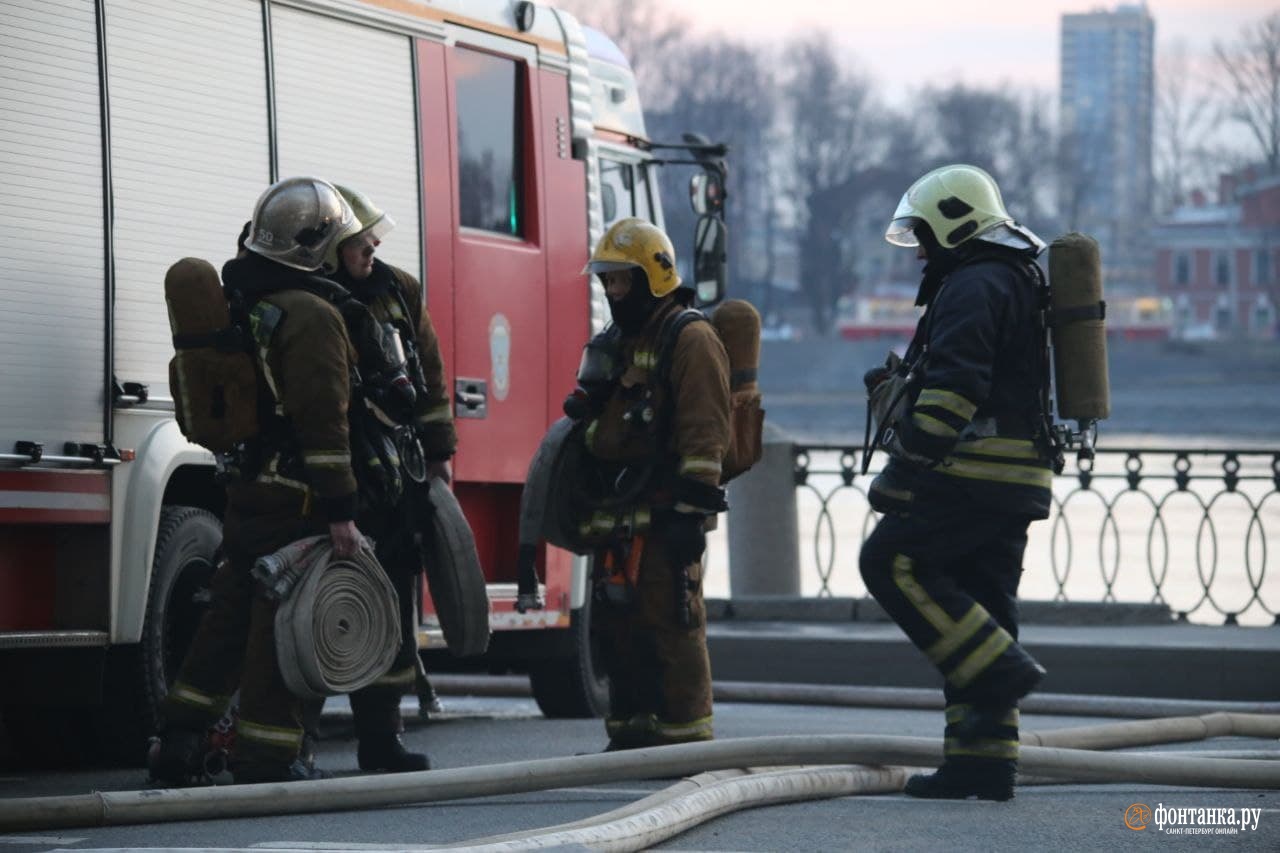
[960,641,1046,715]
[905,703,1019,801]
[147,729,212,787]
[903,757,1017,802]
[357,733,430,772]
[416,670,445,720]
[603,713,659,752]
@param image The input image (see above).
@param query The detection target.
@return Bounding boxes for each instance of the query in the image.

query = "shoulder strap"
[655,308,710,388]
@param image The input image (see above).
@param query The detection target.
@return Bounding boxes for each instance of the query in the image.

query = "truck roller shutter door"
[106,0,270,397]
[0,0,106,452]
[272,6,422,282]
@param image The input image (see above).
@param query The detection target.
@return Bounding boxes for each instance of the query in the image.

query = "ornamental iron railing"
[791,445,1279,626]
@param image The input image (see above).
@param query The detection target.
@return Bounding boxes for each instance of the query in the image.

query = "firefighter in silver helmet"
[571,218,731,750]
[323,184,456,771]
[860,165,1052,801]
[152,176,361,784]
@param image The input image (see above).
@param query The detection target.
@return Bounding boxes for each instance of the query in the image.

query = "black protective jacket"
[873,246,1053,518]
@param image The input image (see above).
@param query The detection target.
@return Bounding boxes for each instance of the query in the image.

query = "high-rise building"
[1060,4,1155,292]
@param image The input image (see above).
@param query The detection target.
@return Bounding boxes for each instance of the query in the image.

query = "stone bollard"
[726,421,800,596]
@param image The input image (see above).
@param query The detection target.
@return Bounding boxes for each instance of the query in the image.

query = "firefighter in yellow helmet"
[323,184,456,771]
[860,165,1051,801]
[571,217,731,750]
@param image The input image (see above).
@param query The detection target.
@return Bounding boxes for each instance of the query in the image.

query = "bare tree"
[1156,41,1220,212]
[921,84,1020,170]
[647,37,778,305]
[917,84,1058,231]
[554,0,689,107]
[784,35,888,334]
[1214,12,1280,173]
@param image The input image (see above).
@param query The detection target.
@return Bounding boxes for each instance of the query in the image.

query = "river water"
[702,337,1280,626]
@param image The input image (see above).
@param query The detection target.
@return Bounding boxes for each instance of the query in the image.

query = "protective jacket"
[220,252,358,553]
[582,300,731,522]
[873,247,1053,519]
[336,259,456,460]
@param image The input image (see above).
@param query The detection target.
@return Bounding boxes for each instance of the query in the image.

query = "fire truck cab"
[0,0,727,765]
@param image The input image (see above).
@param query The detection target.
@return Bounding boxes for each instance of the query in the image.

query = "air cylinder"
[1047,233,1111,421]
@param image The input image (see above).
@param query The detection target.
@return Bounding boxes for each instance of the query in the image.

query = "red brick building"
[1153,168,1280,339]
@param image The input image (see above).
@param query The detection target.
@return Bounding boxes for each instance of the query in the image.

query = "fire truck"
[0,0,727,765]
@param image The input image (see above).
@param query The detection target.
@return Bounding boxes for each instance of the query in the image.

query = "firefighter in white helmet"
[860,165,1051,801]
[152,176,361,785]
[324,184,456,772]
[571,218,731,750]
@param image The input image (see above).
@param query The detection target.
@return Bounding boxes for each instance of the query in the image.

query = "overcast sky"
[680,0,1273,99]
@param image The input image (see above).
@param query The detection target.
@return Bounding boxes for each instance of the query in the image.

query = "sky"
[679,0,1274,100]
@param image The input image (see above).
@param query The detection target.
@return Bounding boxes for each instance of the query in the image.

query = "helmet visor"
[582,259,639,276]
[363,212,396,242]
[885,216,921,247]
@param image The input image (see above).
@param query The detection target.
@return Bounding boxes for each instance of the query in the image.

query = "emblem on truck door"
[489,313,511,402]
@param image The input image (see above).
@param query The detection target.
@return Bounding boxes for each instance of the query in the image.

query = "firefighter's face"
[340,232,379,280]
[601,269,632,302]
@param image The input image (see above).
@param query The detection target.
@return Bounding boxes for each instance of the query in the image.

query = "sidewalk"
[705,598,1280,702]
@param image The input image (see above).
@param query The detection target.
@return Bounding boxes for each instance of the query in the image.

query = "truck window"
[600,158,652,225]
[455,47,523,236]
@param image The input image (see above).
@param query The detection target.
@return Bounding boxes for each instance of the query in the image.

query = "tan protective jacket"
[585,300,731,501]
[224,288,358,549]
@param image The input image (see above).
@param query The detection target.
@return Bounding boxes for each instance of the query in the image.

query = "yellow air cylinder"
[1047,233,1110,421]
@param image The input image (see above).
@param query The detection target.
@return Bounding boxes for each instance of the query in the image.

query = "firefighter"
[859,165,1052,801]
[151,176,361,784]
[572,218,731,750]
[324,184,456,771]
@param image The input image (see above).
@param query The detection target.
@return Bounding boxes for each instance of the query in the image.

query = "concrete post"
[726,422,800,596]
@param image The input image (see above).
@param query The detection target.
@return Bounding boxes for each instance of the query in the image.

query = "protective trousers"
[858,490,1035,710]
[593,530,713,747]
[348,529,420,739]
[162,548,305,770]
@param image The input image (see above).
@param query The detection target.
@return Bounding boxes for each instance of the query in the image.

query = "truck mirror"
[688,171,725,217]
[693,214,727,307]
[689,174,707,216]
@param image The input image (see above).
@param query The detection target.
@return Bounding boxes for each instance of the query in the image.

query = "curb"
[706,596,1177,626]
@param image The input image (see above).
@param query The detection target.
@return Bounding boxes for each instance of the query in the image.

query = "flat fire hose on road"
[255,536,400,699]
[1,714,1277,835]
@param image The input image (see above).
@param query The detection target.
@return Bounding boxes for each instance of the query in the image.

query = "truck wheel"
[100,506,222,764]
[528,591,609,718]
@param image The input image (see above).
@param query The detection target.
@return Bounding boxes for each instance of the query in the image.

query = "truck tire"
[527,590,609,719]
[100,505,222,764]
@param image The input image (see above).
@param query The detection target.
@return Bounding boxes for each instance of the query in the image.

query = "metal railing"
[792,444,1280,626]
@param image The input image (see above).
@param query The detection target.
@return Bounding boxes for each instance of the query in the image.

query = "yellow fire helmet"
[885,164,1013,250]
[582,217,681,297]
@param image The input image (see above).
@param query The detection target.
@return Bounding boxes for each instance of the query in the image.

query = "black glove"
[663,511,707,567]
[863,365,891,392]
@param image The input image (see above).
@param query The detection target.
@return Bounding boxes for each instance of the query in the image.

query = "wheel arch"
[112,418,218,644]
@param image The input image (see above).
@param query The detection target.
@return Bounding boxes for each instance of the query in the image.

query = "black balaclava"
[914,221,974,307]
[607,267,661,334]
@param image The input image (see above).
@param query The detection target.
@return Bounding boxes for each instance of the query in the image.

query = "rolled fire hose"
[259,536,400,699]
[2,714,1277,833]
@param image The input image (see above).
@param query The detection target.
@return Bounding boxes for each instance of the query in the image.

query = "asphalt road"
[1,694,1276,852]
